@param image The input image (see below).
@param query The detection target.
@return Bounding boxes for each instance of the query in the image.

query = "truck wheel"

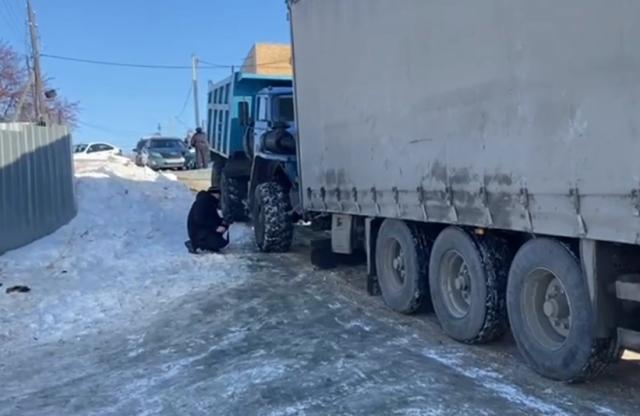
[253,182,293,253]
[221,172,248,223]
[507,238,617,382]
[429,227,509,344]
[375,220,430,314]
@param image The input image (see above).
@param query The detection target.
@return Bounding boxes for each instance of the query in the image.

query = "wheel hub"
[440,251,472,318]
[392,250,406,280]
[454,264,471,303]
[387,240,407,287]
[523,269,572,350]
[543,279,570,337]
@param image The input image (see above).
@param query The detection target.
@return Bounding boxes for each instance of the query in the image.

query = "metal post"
[192,54,200,128]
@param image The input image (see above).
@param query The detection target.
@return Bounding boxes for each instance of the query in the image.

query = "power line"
[0,0,23,43]
[174,116,190,130]
[40,53,232,70]
[3,0,22,28]
[200,57,291,70]
[41,53,195,69]
[40,52,292,71]
[176,84,192,118]
[77,120,144,138]
[1,0,22,30]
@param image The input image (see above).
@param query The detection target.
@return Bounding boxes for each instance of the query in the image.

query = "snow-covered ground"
[0,156,252,351]
[1,157,638,416]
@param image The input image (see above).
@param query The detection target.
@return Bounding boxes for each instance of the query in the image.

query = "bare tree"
[0,41,27,120]
[0,41,79,126]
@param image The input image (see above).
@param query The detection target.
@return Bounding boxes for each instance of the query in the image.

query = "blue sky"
[0,0,290,149]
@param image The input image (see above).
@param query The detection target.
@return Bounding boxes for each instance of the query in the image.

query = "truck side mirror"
[239,101,250,127]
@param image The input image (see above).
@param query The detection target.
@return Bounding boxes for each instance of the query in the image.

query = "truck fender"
[248,157,290,211]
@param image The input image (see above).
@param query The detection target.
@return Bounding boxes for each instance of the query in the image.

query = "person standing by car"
[183,129,193,148]
[185,187,229,253]
[190,127,209,169]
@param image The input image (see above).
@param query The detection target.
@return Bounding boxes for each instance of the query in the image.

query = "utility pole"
[27,0,46,124]
[191,54,200,128]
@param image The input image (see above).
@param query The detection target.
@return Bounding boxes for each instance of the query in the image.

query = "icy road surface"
[0,158,638,415]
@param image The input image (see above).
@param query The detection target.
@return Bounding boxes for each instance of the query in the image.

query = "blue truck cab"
[207,71,299,252]
[249,87,298,184]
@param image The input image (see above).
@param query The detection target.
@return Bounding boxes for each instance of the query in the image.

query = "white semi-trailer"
[287,0,640,381]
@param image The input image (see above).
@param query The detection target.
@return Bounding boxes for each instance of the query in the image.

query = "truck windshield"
[149,139,183,149]
[276,96,294,123]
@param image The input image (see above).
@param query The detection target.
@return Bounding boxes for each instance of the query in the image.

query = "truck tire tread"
[375,220,430,314]
[429,227,510,344]
[254,182,293,253]
[221,172,248,223]
[507,238,615,382]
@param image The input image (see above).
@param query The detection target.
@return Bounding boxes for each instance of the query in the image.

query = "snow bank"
[0,156,253,350]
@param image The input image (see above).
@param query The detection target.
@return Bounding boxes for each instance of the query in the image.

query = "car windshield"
[149,139,183,149]
[276,96,294,123]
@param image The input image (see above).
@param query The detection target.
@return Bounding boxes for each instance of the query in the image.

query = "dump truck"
[287,0,640,381]
[207,71,300,251]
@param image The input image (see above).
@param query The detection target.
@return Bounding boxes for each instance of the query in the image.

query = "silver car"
[139,138,191,170]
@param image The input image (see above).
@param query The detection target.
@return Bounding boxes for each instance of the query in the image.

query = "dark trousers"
[195,144,209,169]
[193,232,229,252]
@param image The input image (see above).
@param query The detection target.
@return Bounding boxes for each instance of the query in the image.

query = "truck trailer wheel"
[375,220,430,314]
[429,227,509,344]
[507,238,617,382]
[221,172,248,223]
[253,182,293,253]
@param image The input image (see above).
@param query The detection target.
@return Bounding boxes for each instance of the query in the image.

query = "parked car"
[73,142,122,160]
[138,137,193,170]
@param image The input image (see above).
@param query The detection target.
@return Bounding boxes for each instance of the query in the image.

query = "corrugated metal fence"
[0,123,77,255]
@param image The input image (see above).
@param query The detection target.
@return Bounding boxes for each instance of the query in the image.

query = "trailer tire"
[220,172,248,223]
[253,182,293,253]
[507,238,616,382]
[375,220,430,314]
[429,227,509,344]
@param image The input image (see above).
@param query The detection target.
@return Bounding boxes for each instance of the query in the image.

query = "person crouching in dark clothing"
[185,187,229,253]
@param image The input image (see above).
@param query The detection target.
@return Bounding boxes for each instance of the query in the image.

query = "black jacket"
[187,191,225,243]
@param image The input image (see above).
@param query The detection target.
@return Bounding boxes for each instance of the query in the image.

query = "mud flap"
[580,239,640,338]
[310,238,337,269]
[365,217,381,296]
